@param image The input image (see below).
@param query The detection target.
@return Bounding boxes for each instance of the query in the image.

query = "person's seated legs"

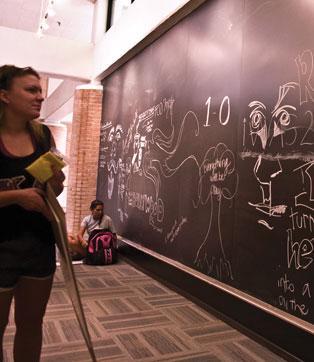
[67,234,86,260]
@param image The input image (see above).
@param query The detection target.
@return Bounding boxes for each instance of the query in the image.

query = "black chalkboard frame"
[97,0,314,341]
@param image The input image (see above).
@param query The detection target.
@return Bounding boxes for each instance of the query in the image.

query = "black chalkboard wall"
[97,0,314,325]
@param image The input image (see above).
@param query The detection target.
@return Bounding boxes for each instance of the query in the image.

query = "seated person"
[68,199,116,259]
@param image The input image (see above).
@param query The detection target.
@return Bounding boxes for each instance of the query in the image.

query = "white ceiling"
[0,0,96,123]
[0,0,95,43]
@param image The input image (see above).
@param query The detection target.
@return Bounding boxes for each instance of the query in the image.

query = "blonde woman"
[0,65,64,362]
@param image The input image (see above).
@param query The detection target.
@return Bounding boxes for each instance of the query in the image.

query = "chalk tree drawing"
[193,143,238,280]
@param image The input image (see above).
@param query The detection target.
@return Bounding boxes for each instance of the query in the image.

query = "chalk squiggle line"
[258,219,274,230]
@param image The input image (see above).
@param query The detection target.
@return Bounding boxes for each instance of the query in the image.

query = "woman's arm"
[0,188,52,220]
[77,225,88,247]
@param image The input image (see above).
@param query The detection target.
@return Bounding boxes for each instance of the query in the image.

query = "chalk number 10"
[205,96,230,127]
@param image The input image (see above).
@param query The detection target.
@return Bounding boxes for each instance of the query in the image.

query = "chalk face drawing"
[99,122,123,200]
[240,50,314,320]
[242,51,314,229]
[243,82,299,227]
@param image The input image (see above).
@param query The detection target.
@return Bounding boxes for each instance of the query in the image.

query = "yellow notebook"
[26,150,66,184]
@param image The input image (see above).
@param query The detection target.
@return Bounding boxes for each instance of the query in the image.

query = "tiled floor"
[3,260,287,361]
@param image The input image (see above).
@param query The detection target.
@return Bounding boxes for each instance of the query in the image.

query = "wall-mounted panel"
[97,0,314,328]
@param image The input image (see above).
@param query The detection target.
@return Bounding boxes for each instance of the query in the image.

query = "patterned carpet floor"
[3,259,287,361]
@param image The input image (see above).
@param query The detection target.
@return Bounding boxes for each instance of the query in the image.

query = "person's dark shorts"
[0,232,56,289]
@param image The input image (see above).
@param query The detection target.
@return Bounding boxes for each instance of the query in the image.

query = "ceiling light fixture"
[37,0,58,38]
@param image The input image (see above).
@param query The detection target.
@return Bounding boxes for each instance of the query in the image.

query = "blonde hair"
[0,65,45,144]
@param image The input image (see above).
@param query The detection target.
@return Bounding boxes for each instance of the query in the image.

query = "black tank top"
[0,124,55,243]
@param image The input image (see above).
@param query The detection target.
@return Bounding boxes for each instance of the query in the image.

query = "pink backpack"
[85,229,117,265]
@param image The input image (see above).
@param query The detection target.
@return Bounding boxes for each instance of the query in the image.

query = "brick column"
[66,84,103,234]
